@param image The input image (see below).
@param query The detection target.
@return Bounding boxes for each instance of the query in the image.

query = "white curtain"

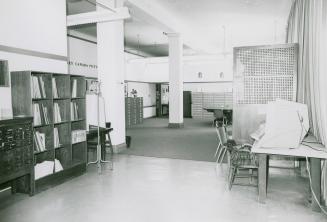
[287,0,327,204]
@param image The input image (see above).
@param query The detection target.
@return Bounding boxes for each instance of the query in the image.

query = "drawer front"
[0,122,33,179]
[0,146,33,177]
[0,123,33,151]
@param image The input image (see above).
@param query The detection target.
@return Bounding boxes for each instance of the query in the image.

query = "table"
[252,135,327,211]
[203,106,232,113]
[203,107,233,125]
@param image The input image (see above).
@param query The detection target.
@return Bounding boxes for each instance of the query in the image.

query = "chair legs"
[228,167,258,190]
[218,147,227,164]
[216,146,223,163]
[214,142,221,158]
[229,167,237,190]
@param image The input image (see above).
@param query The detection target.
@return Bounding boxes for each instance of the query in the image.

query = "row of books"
[54,127,61,148]
[33,103,50,126]
[34,131,46,152]
[33,76,84,99]
[72,130,86,144]
[53,103,62,123]
[71,101,79,120]
[32,76,46,99]
[34,102,82,125]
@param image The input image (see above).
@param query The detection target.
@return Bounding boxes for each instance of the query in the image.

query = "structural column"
[97,1,126,150]
[168,33,184,128]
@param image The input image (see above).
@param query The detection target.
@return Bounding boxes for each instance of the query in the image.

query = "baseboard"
[168,123,184,128]
[110,143,127,153]
[143,115,156,119]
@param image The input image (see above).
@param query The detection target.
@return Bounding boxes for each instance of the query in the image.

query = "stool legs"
[106,133,114,155]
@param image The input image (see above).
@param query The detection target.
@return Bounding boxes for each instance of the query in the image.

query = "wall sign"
[68,61,97,69]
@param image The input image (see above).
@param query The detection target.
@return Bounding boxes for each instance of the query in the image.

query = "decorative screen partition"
[233,43,298,143]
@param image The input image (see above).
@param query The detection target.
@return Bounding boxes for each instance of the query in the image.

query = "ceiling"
[67,0,293,57]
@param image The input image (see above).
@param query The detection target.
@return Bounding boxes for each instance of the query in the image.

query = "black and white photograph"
[0,0,327,221]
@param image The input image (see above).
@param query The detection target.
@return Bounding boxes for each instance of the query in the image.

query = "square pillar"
[97,2,126,148]
[168,33,184,128]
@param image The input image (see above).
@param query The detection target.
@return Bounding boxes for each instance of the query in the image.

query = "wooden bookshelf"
[11,71,87,193]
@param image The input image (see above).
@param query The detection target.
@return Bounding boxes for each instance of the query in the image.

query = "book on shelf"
[52,78,59,98]
[72,130,86,144]
[33,103,42,126]
[72,79,77,98]
[53,103,62,123]
[34,131,46,152]
[39,76,46,98]
[34,159,63,180]
[70,101,79,120]
[32,76,46,99]
[54,127,61,148]
[41,103,50,124]
[33,103,50,126]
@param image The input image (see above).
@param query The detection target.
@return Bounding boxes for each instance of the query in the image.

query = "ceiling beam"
[67,7,130,27]
[125,1,174,34]
[125,0,213,54]
[95,0,116,12]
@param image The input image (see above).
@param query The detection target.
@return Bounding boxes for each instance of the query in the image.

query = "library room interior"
[1,0,327,221]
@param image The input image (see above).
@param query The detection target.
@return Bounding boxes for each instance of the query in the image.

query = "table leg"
[258,154,268,204]
[266,155,270,190]
[310,158,321,212]
[101,132,106,161]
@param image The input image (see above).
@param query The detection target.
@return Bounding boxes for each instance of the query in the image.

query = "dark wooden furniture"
[0,116,34,195]
[203,107,233,126]
[161,104,169,116]
[11,71,87,193]
[183,91,192,118]
[156,84,162,117]
[0,60,9,87]
[87,125,113,162]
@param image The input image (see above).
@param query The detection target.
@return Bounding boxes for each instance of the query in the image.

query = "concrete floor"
[0,155,325,222]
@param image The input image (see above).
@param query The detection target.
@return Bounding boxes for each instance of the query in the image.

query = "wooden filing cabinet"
[0,116,34,195]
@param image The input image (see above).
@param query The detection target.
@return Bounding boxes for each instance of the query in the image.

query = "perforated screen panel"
[234,44,298,104]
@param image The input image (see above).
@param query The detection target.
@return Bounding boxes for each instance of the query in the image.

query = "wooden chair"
[225,138,258,190]
[214,126,222,160]
[215,122,228,164]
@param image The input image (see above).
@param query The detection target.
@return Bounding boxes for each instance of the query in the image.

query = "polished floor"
[0,155,325,222]
[123,118,218,162]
